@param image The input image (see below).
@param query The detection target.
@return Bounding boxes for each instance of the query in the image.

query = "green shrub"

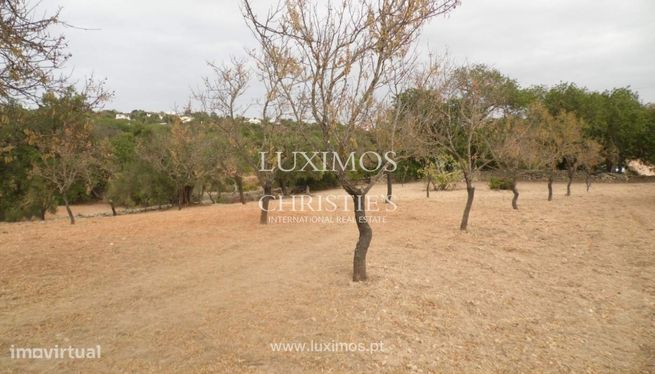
[418,155,462,191]
[489,177,513,190]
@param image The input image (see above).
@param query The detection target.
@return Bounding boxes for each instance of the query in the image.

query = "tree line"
[2,0,655,281]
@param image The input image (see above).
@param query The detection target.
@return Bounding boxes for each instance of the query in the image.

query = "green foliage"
[489,177,513,190]
[418,155,462,191]
[107,161,176,207]
[542,83,654,169]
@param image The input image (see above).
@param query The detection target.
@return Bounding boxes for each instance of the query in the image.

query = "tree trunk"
[259,181,273,225]
[235,175,246,204]
[62,195,75,224]
[566,169,573,196]
[184,185,193,205]
[110,201,117,216]
[426,178,430,198]
[177,188,183,210]
[277,175,288,196]
[207,190,216,204]
[460,180,475,231]
[385,172,392,203]
[39,208,46,221]
[585,172,592,192]
[547,176,553,201]
[352,194,372,282]
[511,180,519,210]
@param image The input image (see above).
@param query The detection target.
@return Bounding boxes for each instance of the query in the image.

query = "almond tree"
[406,64,519,230]
[487,115,543,209]
[27,90,96,224]
[196,56,295,224]
[530,104,584,201]
[578,139,603,192]
[195,58,252,205]
[243,0,459,281]
[1,0,69,102]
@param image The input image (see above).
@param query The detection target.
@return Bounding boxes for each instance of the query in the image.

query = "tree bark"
[110,201,117,216]
[460,180,475,231]
[426,178,431,198]
[259,181,273,225]
[511,180,519,210]
[566,169,574,196]
[385,172,392,203]
[184,185,193,205]
[352,194,372,282]
[39,208,46,221]
[62,195,75,224]
[235,175,246,204]
[547,176,554,201]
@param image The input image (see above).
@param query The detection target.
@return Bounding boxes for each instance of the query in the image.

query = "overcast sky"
[42,0,655,113]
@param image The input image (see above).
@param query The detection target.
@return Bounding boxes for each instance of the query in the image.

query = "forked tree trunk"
[547,176,554,201]
[385,172,392,203]
[460,180,475,231]
[259,181,273,225]
[511,179,519,210]
[352,194,372,282]
[235,175,246,204]
[62,195,75,225]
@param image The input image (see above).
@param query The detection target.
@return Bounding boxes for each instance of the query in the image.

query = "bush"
[489,177,513,190]
[418,156,462,191]
[433,170,463,191]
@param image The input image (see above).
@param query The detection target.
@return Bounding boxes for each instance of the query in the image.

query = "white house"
[115,113,131,121]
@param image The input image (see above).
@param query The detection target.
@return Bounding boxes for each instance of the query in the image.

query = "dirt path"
[1,182,654,373]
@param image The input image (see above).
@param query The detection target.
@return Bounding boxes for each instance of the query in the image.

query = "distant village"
[104,109,262,126]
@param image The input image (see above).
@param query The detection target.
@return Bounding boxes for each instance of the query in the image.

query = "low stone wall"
[477,170,651,183]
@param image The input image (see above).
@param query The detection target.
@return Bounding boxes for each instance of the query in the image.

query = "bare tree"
[196,55,297,224]
[488,115,543,209]
[407,64,518,229]
[196,57,253,205]
[578,139,603,192]
[243,0,459,281]
[1,0,70,102]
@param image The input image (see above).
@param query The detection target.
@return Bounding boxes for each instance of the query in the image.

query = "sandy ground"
[0,181,654,373]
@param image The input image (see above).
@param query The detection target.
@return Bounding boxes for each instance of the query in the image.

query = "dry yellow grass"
[1,182,654,373]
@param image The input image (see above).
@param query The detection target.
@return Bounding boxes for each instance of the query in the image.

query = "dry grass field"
[1,182,654,373]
